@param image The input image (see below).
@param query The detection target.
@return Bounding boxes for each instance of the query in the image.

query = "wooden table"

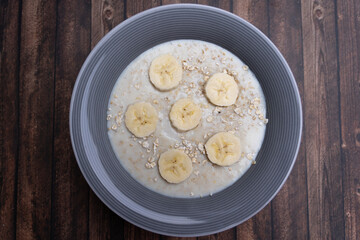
[1,0,359,239]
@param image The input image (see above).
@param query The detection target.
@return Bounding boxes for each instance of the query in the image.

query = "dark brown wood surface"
[0,0,359,239]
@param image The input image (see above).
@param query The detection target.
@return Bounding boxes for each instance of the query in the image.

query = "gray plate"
[70,4,302,237]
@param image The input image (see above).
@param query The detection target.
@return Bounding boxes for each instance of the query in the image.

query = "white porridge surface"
[107,40,268,198]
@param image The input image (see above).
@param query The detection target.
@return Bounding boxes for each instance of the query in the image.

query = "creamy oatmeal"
[107,40,267,198]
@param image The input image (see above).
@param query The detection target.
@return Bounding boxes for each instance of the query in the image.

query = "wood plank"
[0,0,20,239]
[51,0,91,239]
[89,1,125,239]
[91,0,125,49]
[123,221,160,240]
[15,0,56,239]
[197,0,232,11]
[126,0,161,18]
[268,0,309,239]
[160,236,196,240]
[162,0,197,5]
[301,0,344,239]
[232,1,272,239]
[198,229,236,240]
[233,0,268,34]
[336,0,360,239]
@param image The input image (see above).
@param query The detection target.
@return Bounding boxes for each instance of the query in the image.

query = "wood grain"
[336,0,360,239]
[301,0,344,239]
[51,0,91,239]
[197,0,232,11]
[91,0,124,48]
[161,236,196,240]
[16,0,56,239]
[233,0,268,34]
[233,1,272,239]
[162,0,197,5]
[126,0,161,18]
[0,0,20,239]
[89,0,125,239]
[198,229,236,240]
[268,0,309,239]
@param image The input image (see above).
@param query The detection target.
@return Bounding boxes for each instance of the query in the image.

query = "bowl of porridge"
[70,4,302,237]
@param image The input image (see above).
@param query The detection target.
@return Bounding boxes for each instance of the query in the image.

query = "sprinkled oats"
[192,158,197,163]
[264,118,269,124]
[206,116,214,123]
[246,153,253,160]
[234,108,241,115]
[153,177,158,182]
[214,107,222,114]
[115,116,121,125]
[107,114,112,120]
[145,162,156,169]
[142,141,150,148]
[111,124,117,131]
[134,83,140,89]
[243,65,249,71]
[153,99,159,104]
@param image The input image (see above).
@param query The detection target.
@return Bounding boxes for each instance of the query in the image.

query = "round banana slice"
[205,73,239,106]
[205,132,242,166]
[149,54,182,91]
[158,149,193,184]
[124,102,158,138]
[169,98,202,131]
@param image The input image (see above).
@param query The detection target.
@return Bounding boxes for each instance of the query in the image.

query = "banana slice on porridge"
[205,73,239,106]
[149,54,182,91]
[124,102,158,138]
[158,149,193,184]
[169,98,202,131]
[205,132,242,166]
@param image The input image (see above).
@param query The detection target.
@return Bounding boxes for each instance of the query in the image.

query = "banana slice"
[205,73,239,106]
[149,54,182,91]
[124,102,158,138]
[169,98,202,131]
[205,132,242,166]
[158,149,193,184]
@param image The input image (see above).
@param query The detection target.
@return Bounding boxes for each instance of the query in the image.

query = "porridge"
[107,40,268,198]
